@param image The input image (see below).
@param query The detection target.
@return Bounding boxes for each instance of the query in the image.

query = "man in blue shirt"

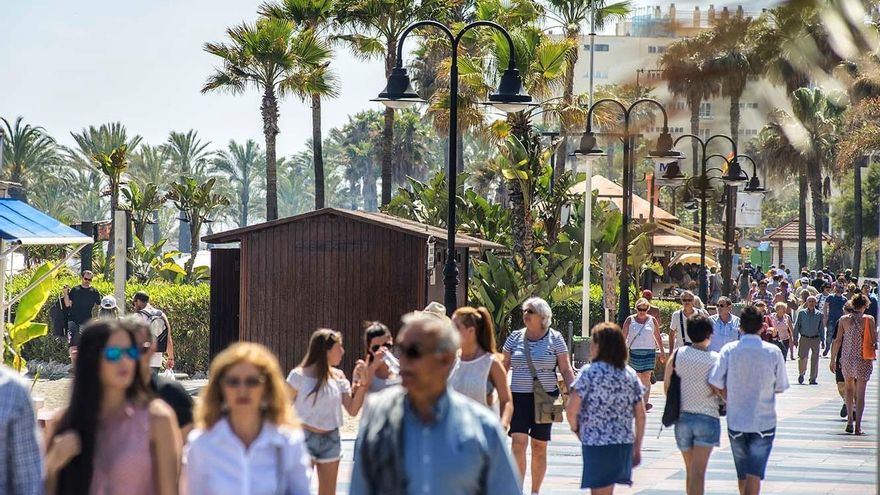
[709,297,740,352]
[350,311,520,495]
[709,306,788,495]
[0,365,42,495]
[794,296,824,385]
[823,284,847,356]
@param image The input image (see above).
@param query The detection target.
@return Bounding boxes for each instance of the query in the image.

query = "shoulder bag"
[523,332,564,424]
[862,317,877,360]
[661,350,681,427]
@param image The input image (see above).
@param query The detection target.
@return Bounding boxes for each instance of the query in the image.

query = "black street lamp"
[373,20,535,315]
[572,98,680,325]
[669,134,739,303]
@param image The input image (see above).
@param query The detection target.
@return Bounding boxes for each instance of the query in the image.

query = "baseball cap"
[100,295,117,310]
[423,301,447,316]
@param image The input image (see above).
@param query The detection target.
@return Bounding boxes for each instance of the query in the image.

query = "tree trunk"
[151,209,160,246]
[240,185,249,227]
[688,96,701,226]
[380,40,397,207]
[261,86,280,220]
[186,218,200,282]
[312,93,325,209]
[808,166,824,267]
[555,28,579,183]
[729,94,740,143]
[853,158,864,276]
[798,173,808,270]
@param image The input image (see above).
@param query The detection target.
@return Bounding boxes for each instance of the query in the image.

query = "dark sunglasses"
[83,277,93,282]
[222,375,265,389]
[636,307,648,312]
[399,342,432,360]
[522,308,535,314]
[370,342,393,353]
[682,298,694,303]
[103,346,140,362]
[717,303,728,308]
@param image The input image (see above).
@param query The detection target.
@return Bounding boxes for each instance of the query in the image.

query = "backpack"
[140,308,168,353]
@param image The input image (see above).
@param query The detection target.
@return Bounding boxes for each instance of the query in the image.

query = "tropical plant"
[127,238,187,284]
[3,262,57,371]
[129,144,173,244]
[211,139,266,227]
[202,18,332,221]
[0,116,58,201]
[92,146,131,276]
[260,0,340,210]
[703,15,756,142]
[163,130,213,250]
[69,122,143,160]
[166,177,230,282]
[120,180,166,242]
[335,0,446,206]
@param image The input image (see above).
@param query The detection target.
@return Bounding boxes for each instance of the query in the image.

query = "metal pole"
[699,150,709,303]
[588,10,596,106]
[618,132,633,325]
[582,9,597,334]
[114,210,127,316]
[723,184,735,296]
[443,39,460,315]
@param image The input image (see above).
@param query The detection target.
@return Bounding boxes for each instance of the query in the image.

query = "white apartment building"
[561,4,790,150]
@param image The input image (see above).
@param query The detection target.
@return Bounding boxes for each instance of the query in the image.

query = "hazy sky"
[0,1,773,158]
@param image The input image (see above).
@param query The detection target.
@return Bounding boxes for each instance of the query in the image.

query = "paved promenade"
[329,358,876,494]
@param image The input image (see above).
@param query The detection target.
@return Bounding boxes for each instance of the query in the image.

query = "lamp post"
[669,134,741,303]
[572,98,680,325]
[373,20,535,315]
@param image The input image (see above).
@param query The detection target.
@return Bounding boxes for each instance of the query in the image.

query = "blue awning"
[0,199,93,246]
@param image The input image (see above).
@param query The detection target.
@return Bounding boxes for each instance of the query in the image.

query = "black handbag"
[661,350,681,427]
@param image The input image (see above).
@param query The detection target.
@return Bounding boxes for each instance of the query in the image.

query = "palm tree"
[544,0,630,179]
[92,146,131,276]
[120,181,166,242]
[260,0,340,210]
[129,144,173,244]
[203,18,332,221]
[660,35,720,194]
[65,166,107,223]
[166,177,230,282]
[163,130,212,250]
[278,155,316,216]
[211,139,266,227]
[0,116,58,201]
[70,122,143,159]
[335,0,445,206]
[703,15,755,142]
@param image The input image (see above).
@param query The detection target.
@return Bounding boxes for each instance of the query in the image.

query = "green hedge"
[13,268,209,375]
[551,286,682,336]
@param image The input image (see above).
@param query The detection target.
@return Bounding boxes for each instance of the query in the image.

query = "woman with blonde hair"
[184,343,310,494]
[288,329,367,495]
[622,298,666,411]
[449,306,513,429]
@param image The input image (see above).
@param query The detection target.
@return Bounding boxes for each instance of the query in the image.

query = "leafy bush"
[549,285,682,336]
[11,267,210,375]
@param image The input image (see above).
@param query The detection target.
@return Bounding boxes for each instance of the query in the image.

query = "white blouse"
[184,419,311,495]
[287,367,351,430]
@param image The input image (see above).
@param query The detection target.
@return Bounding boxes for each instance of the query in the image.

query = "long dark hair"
[452,306,497,353]
[363,321,391,362]
[51,319,149,495]
[298,329,341,404]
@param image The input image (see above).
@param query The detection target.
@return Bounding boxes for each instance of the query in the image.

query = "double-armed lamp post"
[373,20,535,315]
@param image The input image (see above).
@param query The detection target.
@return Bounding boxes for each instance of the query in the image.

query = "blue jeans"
[728,428,775,480]
[674,412,721,450]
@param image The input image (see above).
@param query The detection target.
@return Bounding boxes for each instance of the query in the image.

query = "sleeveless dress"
[91,402,155,495]
[449,353,495,408]
[840,315,874,381]
[626,317,657,373]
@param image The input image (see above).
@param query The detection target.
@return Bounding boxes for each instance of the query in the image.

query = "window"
[750,102,759,109]
[648,46,656,53]
[594,71,608,79]
[657,46,666,54]
[700,128,710,138]
[699,102,712,118]
[675,101,686,111]
[583,43,609,51]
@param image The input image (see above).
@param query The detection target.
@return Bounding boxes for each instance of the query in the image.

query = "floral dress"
[840,314,874,381]
[571,361,645,446]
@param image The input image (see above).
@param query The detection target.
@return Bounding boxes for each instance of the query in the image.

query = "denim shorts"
[674,412,721,450]
[728,428,775,480]
[303,428,341,463]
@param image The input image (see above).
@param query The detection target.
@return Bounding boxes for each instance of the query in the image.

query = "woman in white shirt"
[184,343,311,495]
[622,298,666,411]
[449,306,513,430]
[288,329,368,495]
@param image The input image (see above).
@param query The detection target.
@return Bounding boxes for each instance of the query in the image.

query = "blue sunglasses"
[103,346,140,362]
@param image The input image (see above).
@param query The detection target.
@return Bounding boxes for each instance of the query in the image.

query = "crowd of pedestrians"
[0,269,876,495]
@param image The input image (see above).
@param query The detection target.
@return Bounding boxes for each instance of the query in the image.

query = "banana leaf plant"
[127,238,187,284]
[3,262,57,371]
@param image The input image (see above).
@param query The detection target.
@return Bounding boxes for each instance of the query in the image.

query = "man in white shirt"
[669,291,709,352]
[708,297,741,352]
[709,305,789,495]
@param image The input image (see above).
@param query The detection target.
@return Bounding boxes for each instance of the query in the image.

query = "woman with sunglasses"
[44,319,181,495]
[288,329,367,495]
[669,291,709,353]
[503,297,575,495]
[622,298,666,411]
[184,342,310,494]
[352,321,400,393]
[449,306,513,429]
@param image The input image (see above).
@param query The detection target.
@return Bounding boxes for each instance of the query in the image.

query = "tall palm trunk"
[808,168,824,267]
[178,165,190,250]
[261,85,280,220]
[729,94,741,141]
[853,159,864,276]
[312,93,325,209]
[240,185,249,227]
[380,40,397,207]
[186,219,201,282]
[798,173,808,269]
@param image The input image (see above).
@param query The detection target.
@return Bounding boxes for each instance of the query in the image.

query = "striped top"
[503,328,568,393]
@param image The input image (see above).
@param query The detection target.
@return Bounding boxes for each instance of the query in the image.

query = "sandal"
[854,429,864,436]
[645,403,654,412]
[845,424,854,433]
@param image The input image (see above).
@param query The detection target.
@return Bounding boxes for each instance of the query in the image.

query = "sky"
[0,1,776,158]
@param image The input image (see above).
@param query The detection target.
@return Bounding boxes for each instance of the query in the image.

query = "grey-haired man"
[794,295,824,385]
